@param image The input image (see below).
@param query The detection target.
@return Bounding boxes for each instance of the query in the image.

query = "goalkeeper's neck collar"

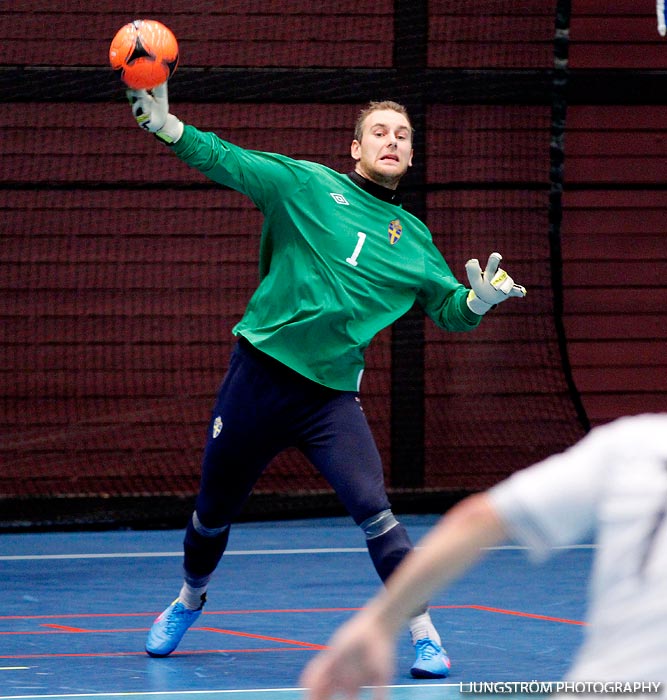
[347,171,402,205]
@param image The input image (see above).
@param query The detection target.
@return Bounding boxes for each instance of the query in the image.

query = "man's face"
[350,109,413,190]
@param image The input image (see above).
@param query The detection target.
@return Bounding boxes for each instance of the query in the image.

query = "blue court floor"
[0,516,592,699]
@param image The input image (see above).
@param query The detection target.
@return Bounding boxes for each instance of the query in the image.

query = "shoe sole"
[410,669,450,679]
[146,648,173,658]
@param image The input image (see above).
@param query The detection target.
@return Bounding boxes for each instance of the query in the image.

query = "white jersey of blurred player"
[490,413,667,681]
[300,415,667,699]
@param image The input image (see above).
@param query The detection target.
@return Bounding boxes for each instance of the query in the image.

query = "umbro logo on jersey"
[388,218,402,245]
[330,193,350,205]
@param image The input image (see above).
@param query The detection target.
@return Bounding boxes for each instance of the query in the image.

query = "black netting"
[0,1,587,530]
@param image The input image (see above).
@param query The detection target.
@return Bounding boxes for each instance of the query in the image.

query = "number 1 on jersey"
[346,231,367,267]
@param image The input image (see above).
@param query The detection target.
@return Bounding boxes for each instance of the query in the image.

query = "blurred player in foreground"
[300,413,667,699]
[125,82,526,677]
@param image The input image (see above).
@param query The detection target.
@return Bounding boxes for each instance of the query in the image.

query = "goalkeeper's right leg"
[145,512,230,657]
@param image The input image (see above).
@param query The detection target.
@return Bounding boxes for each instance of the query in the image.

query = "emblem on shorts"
[330,193,349,205]
[388,218,402,245]
[212,416,223,439]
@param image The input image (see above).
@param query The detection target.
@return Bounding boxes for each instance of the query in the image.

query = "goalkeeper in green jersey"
[127,83,526,677]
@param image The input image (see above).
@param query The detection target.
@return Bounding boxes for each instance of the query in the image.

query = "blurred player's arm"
[300,493,508,700]
[127,82,183,144]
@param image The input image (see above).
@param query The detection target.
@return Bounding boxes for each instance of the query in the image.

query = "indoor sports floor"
[0,515,592,700]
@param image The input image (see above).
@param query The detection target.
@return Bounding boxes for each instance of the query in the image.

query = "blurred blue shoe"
[145,597,204,657]
[410,637,451,678]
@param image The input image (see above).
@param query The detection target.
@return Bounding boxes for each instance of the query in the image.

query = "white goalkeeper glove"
[659,0,666,36]
[465,252,527,315]
[127,82,183,144]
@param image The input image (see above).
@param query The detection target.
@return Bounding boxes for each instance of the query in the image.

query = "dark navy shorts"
[195,338,391,528]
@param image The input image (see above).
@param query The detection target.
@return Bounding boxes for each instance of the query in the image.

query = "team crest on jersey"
[388,219,402,245]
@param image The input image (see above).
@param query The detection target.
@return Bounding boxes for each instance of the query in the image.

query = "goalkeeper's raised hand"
[465,252,526,315]
[127,82,183,144]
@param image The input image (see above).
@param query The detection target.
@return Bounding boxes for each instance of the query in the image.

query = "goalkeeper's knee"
[183,511,230,583]
[360,509,412,583]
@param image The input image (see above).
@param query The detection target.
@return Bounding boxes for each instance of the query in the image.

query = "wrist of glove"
[465,252,527,315]
[127,82,183,144]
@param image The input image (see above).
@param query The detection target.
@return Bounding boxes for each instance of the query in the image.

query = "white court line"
[0,548,366,561]
[0,692,298,699]
[0,544,595,562]
[0,684,462,700]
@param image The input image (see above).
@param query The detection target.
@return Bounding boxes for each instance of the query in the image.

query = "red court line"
[199,626,327,650]
[0,607,361,621]
[0,627,153,635]
[0,605,585,659]
[0,605,585,626]
[0,647,323,660]
[431,604,587,626]
[5,624,327,650]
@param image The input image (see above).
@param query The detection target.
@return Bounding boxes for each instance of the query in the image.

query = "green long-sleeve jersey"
[171,124,481,391]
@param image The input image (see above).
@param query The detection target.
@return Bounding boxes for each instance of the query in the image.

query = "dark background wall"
[563,2,667,426]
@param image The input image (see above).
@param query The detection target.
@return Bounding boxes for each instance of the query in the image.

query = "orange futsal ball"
[109,19,179,90]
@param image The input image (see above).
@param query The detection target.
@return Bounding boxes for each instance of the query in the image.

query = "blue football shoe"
[410,637,451,678]
[145,598,204,657]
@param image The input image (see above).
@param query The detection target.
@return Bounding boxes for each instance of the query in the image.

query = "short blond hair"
[354,100,413,143]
